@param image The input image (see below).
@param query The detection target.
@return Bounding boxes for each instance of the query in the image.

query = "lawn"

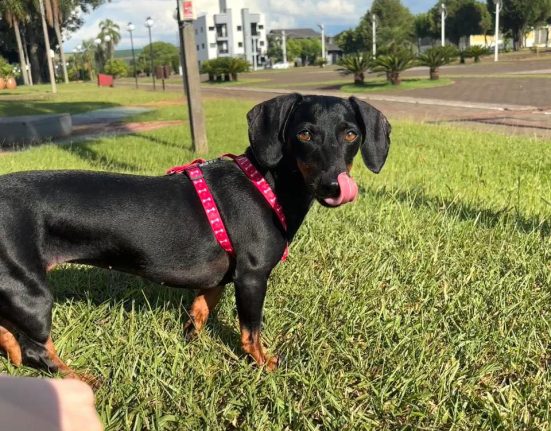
[0,84,550,430]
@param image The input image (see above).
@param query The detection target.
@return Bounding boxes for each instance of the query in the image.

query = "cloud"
[63,0,432,51]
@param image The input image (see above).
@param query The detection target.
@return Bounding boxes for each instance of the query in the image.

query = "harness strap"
[223,154,289,261]
[167,154,288,261]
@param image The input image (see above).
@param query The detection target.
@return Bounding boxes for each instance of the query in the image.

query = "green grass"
[0,83,183,117]
[0,85,550,430]
[341,78,454,94]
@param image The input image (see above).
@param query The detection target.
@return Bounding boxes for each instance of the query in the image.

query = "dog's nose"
[320,180,340,198]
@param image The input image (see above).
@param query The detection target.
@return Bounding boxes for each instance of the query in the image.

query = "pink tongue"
[323,172,359,207]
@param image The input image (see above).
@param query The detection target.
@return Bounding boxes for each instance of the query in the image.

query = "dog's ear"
[349,96,391,174]
[247,93,302,168]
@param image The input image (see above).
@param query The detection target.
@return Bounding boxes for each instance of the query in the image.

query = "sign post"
[176,0,208,153]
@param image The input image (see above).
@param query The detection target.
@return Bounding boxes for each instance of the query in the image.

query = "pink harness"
[167,154,289,261]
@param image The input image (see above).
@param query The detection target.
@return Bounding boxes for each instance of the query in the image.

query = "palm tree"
[337,54,371,86]
[417,46,457,80]
[98,19,121,61]
[0,0,30,85]
[372,51,415,85]
[43,0,70,83]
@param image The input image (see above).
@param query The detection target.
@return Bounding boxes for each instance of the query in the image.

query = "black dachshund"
[0,94,390,378]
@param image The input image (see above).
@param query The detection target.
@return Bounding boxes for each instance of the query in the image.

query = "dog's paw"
[183,320,198,342]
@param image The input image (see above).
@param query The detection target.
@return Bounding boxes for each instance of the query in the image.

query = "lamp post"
[440,3,447,47]
[371,14,377,58]
[281,30,287,64]
[127,22,138,87]
[493,0,502,62]
[318,24,325,65]
[145,17,156,90]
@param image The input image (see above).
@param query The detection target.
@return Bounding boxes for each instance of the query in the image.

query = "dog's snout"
[319,180,340,198]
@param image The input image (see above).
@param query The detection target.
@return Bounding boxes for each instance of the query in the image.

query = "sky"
[63,0,436,51]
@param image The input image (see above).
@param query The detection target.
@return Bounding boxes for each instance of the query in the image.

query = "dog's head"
[247,94,391,207]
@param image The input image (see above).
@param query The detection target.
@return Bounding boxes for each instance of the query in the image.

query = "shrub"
[338,54,371,85]
[464,46,490,63]
[372,51,415,85]
[201,57,249,82]
[417,46,457,80]
[0,56,14,78]
[104,59,129,78]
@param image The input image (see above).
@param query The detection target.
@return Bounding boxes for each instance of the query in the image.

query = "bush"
[464,46,491,63]
[201,57,250,82]
[372,51,415,85]
[417,46,458,80]
[0,56,14,78]
[338,54,371,85]
[104,59,128,78]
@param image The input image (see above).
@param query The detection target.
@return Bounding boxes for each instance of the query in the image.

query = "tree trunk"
[12,19,30,86]
[22,31,34,85]
[53,17,69,83]
[390,72,400,85]
[430,67,439,80]
[231,72,238,81]
[354,72,364,85]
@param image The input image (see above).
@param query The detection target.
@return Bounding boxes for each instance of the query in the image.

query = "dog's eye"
[297,130,312,142]
[344,131,358,143]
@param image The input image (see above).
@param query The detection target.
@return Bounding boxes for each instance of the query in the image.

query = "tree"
[43,0,75,83]
[417,46,457,79]
[336,0,415,55]
[486,0,551,50]
[428,0,492,45]
[338,54,371,85]
[286,38,321,65]
[372,50,415,85]
[97,18,120,61]
[0,0,30,85]
[136,41,179,75]
[0,0,111,84]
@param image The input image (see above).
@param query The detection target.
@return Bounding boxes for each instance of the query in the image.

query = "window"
[210,43,216,48]
[216,24,228,38]
[238,42,243,47]
[258,25,264,29]
[196,45,199,50]
[259,41,264,46]
[201,43,205,49]
[200,27,203,33]
[237,26,242,31]
[209,26,215,31]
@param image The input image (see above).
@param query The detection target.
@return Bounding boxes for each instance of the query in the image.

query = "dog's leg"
[184,286,224,338]
[234,273,278,371]
[0,325,22,366]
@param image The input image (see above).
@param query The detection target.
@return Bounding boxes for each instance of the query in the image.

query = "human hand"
[0,375,103,431]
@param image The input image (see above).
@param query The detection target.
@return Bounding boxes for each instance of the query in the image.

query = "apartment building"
[193,0,267,67]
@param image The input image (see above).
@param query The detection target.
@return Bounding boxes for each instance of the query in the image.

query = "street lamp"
[440,3,447,47]
[145,16,156,90]
[318,24,325,65]
[127,22,138,87]
[371,14,378,58]
[493,0,502,62]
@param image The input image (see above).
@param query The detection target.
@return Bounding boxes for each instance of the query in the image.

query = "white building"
[194,0,267,68]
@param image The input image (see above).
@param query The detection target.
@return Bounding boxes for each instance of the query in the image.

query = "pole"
[372,14,377,58]
[320,24,325,62]
[147,26,156,90]
[129,30,138,88]
[177,2,208,153]
[494,1,500,62]
[39,0,57,93]
[282,30,287,63]
[252,37,257,71]
[441,4,446,47]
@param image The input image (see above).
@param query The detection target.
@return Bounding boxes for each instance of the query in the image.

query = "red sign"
[181,1,194,21]
[97,73,114,87]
